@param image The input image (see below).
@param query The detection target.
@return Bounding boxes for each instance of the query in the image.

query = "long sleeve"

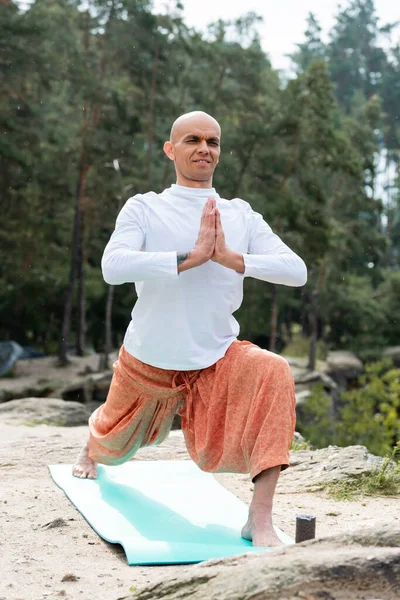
[243,209,307,286]
[101,197,178,285]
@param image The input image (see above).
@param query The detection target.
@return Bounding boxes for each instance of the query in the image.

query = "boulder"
[139,434,393,494]
[0,380,58,403]
[284,444,388,490]
[0,371,113,405]
[326,351,363,385]
[383,346,400,367]
[0,350,118,404]
[130,524,400,600]
[290,364,337,411]
[92,372,113,403]
[294,388,311,405]
[284,356,309,369]
[293,369,337,389]
[57,371,113,403]
[0,397,92,426]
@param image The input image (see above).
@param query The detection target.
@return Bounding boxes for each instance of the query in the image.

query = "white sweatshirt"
[102,184,307,370]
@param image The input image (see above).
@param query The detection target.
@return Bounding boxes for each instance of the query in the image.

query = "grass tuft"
[323,443,400,501]
[291,438,312,452]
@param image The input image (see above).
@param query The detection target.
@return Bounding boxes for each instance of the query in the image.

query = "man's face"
[165,116,221,185]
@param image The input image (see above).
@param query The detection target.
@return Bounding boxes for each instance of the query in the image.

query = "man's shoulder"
[221,196,252,212]
[127,191,160,203]
[123,191,161,210]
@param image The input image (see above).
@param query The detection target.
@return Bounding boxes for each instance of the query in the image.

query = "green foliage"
[297,360,400,456]
[290,438,312,452]
[337,360,400,456]
[320,274,387,361]
[290,13,326,73]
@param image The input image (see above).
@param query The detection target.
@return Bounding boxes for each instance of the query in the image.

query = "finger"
[208,200,215,216]
[202,200,214,224]
[215,209,223,235]
[210,208,218,226]
[200,200,212,227]
[202,200,210,217]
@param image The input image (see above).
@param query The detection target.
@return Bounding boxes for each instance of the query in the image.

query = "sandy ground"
[1,422,399,600]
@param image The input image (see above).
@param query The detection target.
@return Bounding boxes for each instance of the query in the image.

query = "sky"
[153,0,399,72]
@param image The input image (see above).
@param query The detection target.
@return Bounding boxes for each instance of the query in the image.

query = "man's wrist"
[177,248,208,273]
[215,249,245,273]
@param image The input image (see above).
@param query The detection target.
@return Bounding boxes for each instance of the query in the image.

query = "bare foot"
[241,505,284,547]
[72,443,98,479]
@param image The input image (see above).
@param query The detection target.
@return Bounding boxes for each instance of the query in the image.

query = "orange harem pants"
[88,340,296,481]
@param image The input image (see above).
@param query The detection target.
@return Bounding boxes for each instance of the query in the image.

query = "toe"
[72,467,85,478]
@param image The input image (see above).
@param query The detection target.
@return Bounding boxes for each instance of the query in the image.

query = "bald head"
[164,111,221,187]
[170,111,221,144]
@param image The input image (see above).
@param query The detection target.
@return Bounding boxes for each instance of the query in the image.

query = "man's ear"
[163,141,174,161]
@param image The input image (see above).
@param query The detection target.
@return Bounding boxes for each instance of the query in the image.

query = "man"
[73,111,307,547]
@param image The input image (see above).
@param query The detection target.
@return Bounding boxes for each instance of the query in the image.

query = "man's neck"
[175,177,213,189]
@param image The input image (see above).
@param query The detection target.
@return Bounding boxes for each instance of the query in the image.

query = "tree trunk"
[98,159,125,371]
[269,284,278,352]
[300,288,309,336]
[76,193,87,356]
[212,66,227,110]
[98,284,114,371]
[74,102,91,356]
[162,159,172,189]
[308,288,318,371]
[281,122,301,194]
[146,44,160,188]
[75,8,115,356]
[161,60,193,189]
[232,141,256,198]
[306,176,341,367]
[58,163,84,365]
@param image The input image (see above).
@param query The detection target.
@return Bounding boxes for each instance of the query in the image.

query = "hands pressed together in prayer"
[177,197,245,274]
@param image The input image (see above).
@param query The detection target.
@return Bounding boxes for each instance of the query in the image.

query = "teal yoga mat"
[49,460,293,565]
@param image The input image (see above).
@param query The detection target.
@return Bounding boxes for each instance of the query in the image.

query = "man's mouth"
[193,159,211,165]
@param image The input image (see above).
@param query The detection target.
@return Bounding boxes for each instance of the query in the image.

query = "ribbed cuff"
[243,254,264,278]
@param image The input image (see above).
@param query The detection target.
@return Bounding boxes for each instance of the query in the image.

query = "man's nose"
[197,140,210,153]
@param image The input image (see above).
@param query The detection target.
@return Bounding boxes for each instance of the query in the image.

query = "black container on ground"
[295,514,316,543]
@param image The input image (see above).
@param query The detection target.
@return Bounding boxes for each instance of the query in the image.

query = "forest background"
[1,0,400,452]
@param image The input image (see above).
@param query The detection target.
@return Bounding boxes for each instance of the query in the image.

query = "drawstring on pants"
[171,370,201,433]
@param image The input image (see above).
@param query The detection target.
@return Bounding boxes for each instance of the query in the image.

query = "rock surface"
[284,444,387,488]
[326,350,364,384]
[1,423,399,600]
[383,346,400,367]
[130,524,400,600]
[0,350,118,403]
[0,397,93,426]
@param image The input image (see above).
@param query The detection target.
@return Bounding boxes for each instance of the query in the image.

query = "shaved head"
[164,111,221,188]
[170,111,221,144]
